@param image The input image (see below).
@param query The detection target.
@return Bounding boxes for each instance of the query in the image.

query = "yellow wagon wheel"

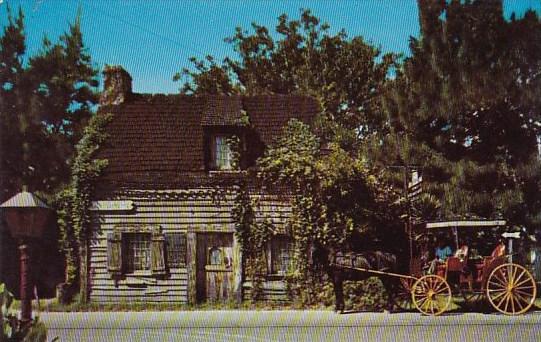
[486,263,537,315]
[411,275,452,316]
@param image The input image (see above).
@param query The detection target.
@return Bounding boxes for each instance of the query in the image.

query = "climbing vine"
[254,119,408,307]
[232,183,273,301]
[229,118,407,308]
[225,135,242,170]
[56,113,112,297]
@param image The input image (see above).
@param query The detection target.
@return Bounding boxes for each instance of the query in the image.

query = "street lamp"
[1,189,50,322]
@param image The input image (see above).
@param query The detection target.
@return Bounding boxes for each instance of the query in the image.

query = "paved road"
[40,310,541,342]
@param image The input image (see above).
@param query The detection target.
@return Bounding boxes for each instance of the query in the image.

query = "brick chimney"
[100,65,132,105]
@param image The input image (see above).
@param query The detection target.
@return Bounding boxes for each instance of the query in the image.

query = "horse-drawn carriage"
[330,220,538,316]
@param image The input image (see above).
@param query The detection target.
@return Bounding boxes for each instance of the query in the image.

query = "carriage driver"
[427,238,453,274]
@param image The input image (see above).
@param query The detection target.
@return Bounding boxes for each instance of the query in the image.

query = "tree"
[378,0,541,229]
[257,119,407,262]
[175,9,397,151]
[0,6,35,200]
[253,119,407,303]
[29,11,99,143]
[0,6,99,200]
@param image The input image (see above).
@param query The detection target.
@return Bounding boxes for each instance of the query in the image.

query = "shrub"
[1,283,48,342]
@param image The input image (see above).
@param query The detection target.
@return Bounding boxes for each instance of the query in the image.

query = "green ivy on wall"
[56,112,112,300]
[232,183,272,301]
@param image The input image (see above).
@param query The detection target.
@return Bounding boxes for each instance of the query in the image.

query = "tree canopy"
[179,3,541,232]
[0,6,99,200]
[376,0,541,228]
[176,9,396,151]
[256,119,407,254]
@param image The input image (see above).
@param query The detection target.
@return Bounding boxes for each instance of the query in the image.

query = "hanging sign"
[90,200,134,211]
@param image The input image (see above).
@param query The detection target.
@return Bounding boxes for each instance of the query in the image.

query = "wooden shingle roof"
[96,93,319,189]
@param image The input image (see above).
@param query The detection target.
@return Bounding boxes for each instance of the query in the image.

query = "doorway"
[196,233,234,302]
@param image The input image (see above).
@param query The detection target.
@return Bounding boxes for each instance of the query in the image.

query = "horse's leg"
[381,276,398,313]
[333,274,345,313]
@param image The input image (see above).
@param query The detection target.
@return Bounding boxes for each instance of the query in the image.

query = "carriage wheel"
[486,263,537,315]
[394,277,417,311]
[411,275,452,316]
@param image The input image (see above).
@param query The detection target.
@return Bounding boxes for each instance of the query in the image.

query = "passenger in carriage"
[454,240,469,261]
[491,238,506,258]
[454,238,478,282]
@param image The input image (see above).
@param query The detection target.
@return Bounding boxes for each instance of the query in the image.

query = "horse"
[311,244,408,313]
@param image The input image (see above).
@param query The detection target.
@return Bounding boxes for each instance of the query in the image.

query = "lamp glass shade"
[1,191,51,239]
[5,208,50,239]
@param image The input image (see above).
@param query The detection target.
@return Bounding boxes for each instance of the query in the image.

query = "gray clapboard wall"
[88,189,291,304]
[242,280,289,303]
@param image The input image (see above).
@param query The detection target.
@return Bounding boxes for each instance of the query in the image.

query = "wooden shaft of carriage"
[331,263,418,280]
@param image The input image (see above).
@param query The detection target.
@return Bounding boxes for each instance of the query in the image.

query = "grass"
[10,297,304,313]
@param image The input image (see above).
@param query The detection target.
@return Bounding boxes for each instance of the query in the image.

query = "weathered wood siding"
[88,189,292,304]
[242,280,289,303]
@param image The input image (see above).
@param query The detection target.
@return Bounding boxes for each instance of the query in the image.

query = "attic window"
[212,135,233,170]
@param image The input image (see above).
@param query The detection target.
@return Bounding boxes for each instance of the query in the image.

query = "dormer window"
[212,134,233,170]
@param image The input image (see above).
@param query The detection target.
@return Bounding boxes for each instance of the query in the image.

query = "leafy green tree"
[29,12,99,142]
[378,0,541,229]
[0,6,37,200]
[257,119,407,261]
[176,9,396,150]
[0,6,99,200]
[1,7,98,299]
[254,119,407,303]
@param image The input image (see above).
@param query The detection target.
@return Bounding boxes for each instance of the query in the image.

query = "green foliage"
[342,278,389,312]
[379,0,541,229]
[232,184,272,301]
[21,319,48,342]
[259,120,404,248]
[1,283,48,342]
[0,5,99,200]
[56,113,112,290]
[176,9,396,151]
[257,119,406,305]
[225,135,242,170]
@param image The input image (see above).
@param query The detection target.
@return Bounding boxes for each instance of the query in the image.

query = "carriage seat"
[446,256,464,273]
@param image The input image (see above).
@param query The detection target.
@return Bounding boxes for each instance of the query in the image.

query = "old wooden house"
[85,66,319,304]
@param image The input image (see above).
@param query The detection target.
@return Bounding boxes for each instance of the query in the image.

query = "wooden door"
[196,233,234,302]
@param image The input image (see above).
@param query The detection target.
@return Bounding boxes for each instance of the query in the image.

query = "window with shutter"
[107,226,167,277]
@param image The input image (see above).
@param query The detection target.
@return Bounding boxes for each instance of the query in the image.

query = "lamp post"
[1,189,50,322]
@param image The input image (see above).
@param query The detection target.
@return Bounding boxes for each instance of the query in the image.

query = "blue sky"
[1,0,540,94]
